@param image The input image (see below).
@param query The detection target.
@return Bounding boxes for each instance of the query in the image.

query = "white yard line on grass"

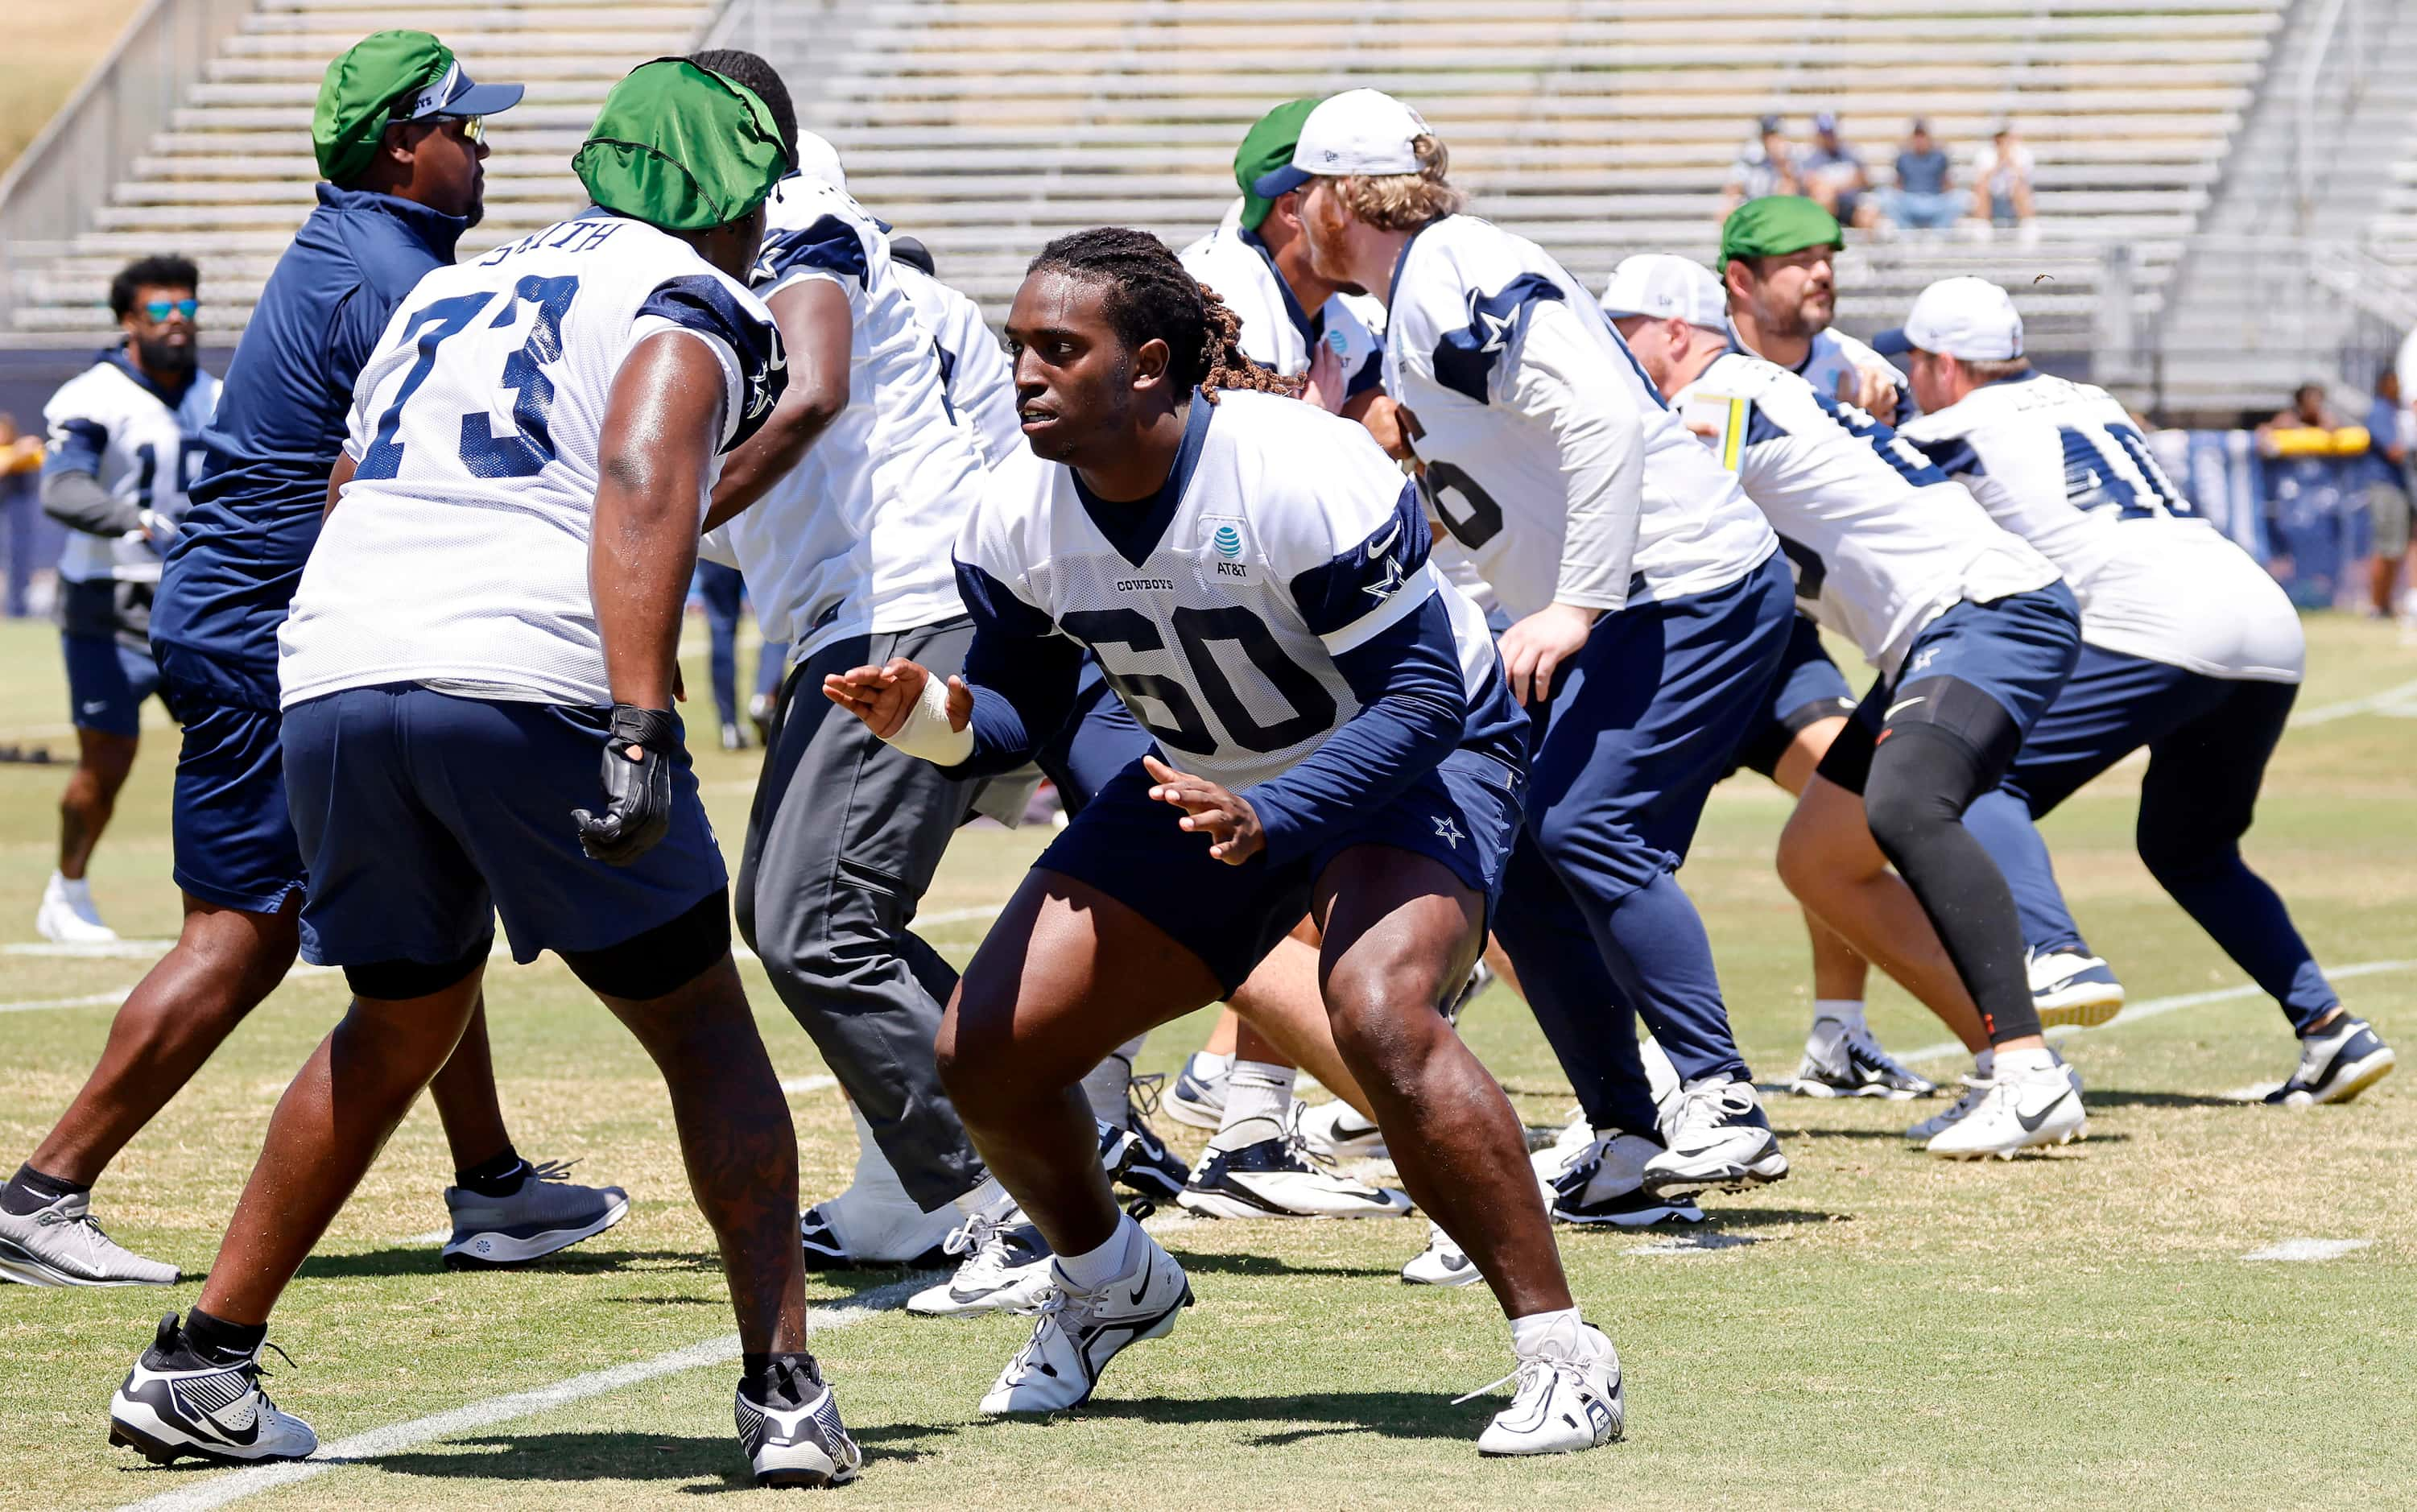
[109,1271,936,1512]
[2287,675,2417,727]
[2241,1237,2374,1262]
[1897,958,2417,1064]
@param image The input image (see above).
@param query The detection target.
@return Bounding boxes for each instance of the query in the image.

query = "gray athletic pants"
[733,617,985,1211]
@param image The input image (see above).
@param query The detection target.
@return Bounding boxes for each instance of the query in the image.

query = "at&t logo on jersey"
[1204,517,1250,578]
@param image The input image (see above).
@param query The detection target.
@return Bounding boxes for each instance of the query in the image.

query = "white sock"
[1509,1306,1583,1356]
[952,1175,1008,1221]
[1079,1035,1147,1126]
[1054,1212,1140,1293]
[1973,1047,1996,1079]
[1997,1044,2058,1078]
[1187,1049,1235,1079]
[52,872,92,903]
[1208,1060,1295,1153]
[1813,998,1866,1034]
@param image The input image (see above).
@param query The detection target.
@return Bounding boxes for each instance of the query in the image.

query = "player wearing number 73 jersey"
[1890,277,2394,1107]
[1612,254,2087,1160]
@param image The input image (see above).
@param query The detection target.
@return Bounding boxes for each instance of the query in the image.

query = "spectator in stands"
[1799,112,1879,230]
[1879,118,1957,233]
[2363,369,2411,618]
[1972,122,2038,242]
[1723,115,1800,213]
[2257,382,2345,448]
[0,413,40,618]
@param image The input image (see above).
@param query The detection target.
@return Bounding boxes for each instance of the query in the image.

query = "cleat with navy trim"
[1787,1018,1936,1101]
[979,1229,1193,1413]
[108,1314,316,1467]
[441,1159,628,1269]
[1461,1314,1624,1456]
[1542,1130,1707,1227]
[1401,1221,1482,1287]
[1178,1128,1411,1220]
[736,1354,861,1489]
[2028,948,2126,1028]
[1640,1079,1787,1198]
[2264,1018,2395,1108]
[1296,1098,1387,1161]
[1105,1089,1192,1202]
[907,1207,1054,1318]
[1163,1052,1230,1130]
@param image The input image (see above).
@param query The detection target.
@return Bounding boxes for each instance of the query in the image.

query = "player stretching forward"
[825,228,1623,1455]
[1270,91,1795,1206]
[106,63,860,1487]
[1612,254,2088,1159]
[1889,278,2394,1107]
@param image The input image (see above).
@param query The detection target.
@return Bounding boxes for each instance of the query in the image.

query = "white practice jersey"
[281,212,783,708]
[1902,373,2303,682]
[707,174,990,663]
[957,390,1508,793]
[1678,349,2059,675]
[1180,199,1386,399]
[43,356,221,585]
[1386,215,1775,621]
[894,262,1023,468]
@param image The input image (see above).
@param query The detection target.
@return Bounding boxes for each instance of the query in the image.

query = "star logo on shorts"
[1432,815,1464,849]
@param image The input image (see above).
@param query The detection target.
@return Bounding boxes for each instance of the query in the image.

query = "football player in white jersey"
[34,256,219,944]
[1890,278,2395,1107]
[826,228,1624,1455]
[1274,90,1806,1210]
[1612,254,2090,1159]
[888,236,1026,465]
[105,64,861,1488]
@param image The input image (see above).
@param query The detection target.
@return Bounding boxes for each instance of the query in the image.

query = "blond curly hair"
[1328,135,1465,231]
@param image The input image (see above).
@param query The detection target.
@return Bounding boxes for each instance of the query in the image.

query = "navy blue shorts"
[1035,656,1155,815]
[1527,552,1795,896]
[1728,613,1856,779]
[1819,585,2081,795]
[156,642,307,915]
[2001,645,2290,817]
[281,684,727,969]
[1036,746,1523,997]
[63,634,168,738]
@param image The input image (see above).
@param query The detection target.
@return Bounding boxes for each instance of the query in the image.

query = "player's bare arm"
[701,277,851,530]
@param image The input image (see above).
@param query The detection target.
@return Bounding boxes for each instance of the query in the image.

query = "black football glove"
[573,704,678,865]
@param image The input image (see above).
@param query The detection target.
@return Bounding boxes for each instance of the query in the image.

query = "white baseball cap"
[1250,89,1433,197]
[1601,254,1727,331]
[793,128,848,193]
[1874,276,2024,361]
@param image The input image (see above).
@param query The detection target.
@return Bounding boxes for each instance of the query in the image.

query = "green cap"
[1717,195,1844,271]
[573,59,787,233]
[312,30,524,185]
[1233,97,1322,232]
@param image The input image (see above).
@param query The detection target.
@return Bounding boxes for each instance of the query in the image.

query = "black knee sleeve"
[344,937,491,1001]
[559,888,732,1002]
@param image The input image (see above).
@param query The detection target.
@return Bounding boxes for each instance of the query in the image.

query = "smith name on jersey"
[1677,349,2058,675]
[279,210,783,709]
[1900,371,2302,684]
[705,173,990,665]
[43,353,223,593]
[953,390,1520,799]
[1180,200,1384,395]
[1384,214,1774,621]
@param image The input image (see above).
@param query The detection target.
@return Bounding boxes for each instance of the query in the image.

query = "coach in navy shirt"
[0,31,626,1291]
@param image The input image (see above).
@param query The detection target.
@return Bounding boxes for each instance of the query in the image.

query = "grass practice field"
[2,612,2413,1511]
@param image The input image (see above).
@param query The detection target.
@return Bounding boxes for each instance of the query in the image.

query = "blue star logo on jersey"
[1433,273,1566,405]
[1361,554,1407,603]
[1213,523,1243,560]
[1432,815,1465,849]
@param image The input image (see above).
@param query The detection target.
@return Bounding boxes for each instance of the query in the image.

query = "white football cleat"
[907,1207,1054,1318]
[1295,1098,1387,1160]
[1177,1132,1411,1220]
[109,1315,316,1466]
[1400,1221,1483,1287]
[735,1355,861,1489]
[2027,948,2126,1027]
[1787,1018,1935,1100]
[2263,1018,2396,1107]
[1463,1313,1624,1456]
[979,1229,1192,1413]
[35,872,117,944]
[1546,1130,1706,1227]
[1926,1061,2087,1159]
[1910,1058,2084,1141]
[1640,1079,1787,1198]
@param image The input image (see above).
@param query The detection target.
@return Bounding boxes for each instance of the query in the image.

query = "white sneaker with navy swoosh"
[1926,1060,2088,1159]
[979,1229,1193,1412]
[1462,1313,1624,1456]
[109,1314,317,1466]
[2027,948,2126,1027]
[1401,1221,1483,1286]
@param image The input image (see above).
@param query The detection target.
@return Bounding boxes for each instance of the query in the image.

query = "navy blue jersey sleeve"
[949,557,1085,778]
[1287,479,1432,639]
[638,275,789,453]
[754,214,872,290]
[1243,593,1466,866]
[1433,273,1566,405]
[1905,432,1985,478]
[1345,349,1384,400]
[40,417,105,480]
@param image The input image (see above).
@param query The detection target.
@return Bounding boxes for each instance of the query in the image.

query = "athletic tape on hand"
[880,669,974,766]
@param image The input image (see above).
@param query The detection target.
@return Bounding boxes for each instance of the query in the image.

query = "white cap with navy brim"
[1601,254,1729,332]
[1251,89,1432,198]
[1873,276,2024,361]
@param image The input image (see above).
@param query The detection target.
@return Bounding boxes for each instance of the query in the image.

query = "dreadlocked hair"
[1027,226,1301,404]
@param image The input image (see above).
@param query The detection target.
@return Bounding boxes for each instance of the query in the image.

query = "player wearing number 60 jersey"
[824,228,1624,1456]
[1890,277,2394,1109]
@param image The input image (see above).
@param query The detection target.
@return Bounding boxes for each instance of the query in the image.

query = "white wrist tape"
[881,671,975,765]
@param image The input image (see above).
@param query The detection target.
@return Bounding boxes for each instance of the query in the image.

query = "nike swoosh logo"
[1128,1277,1153,1306]
[1366,520,1401,561]
[2014,1087,2072,1132]
[1886,696,1927,721]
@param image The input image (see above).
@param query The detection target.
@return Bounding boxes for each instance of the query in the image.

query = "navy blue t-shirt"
[152,184,468,698]
[1894,148,1950,196]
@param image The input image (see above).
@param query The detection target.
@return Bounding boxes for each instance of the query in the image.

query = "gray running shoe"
[0,1191,179,1287]
[442,1159,628,1268]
